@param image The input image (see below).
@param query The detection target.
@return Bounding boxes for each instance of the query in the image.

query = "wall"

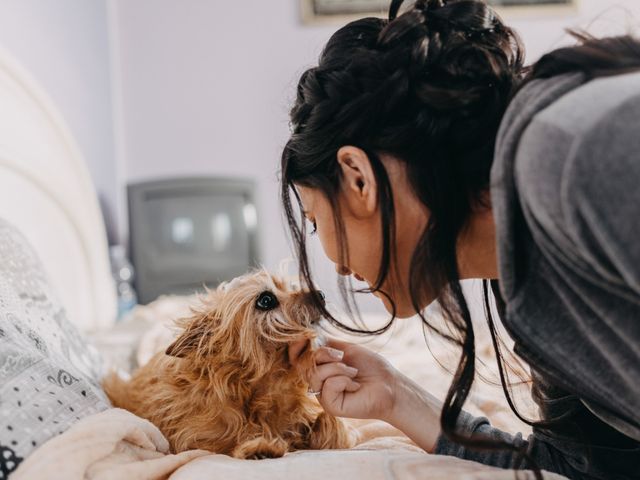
[505,0,640,58]
[110,0,640,310]
[0,0,635,311]
[0,0,635,257]
[0,0,116,231]
[111,1,331,267]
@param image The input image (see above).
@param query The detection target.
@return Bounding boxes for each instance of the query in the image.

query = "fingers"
[324,338,355,352]
[289,337,351,366]
[308,362,358,393]
[321,375,361,411]
[343,378,362,393]
[313,345,345,365]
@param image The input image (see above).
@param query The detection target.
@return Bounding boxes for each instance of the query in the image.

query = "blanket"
[12,408,208,480]
[13,408,568,480]
[15,290,569,479]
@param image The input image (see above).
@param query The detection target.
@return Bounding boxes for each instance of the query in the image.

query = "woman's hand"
[303,338,400,420]
[289,337,444,453]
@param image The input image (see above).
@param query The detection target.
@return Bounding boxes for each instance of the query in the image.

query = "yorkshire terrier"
[103,270,356,459]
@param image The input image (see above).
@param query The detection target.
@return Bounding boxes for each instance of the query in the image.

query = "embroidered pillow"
[0,219,109,478]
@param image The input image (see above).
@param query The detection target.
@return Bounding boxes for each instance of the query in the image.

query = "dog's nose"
[306,290,325,307]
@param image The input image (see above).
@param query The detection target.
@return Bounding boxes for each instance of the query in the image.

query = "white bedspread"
[14,408,568,480]
[16,293,570,479]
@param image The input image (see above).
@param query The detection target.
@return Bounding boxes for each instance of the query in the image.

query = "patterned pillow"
[0,219,109,479]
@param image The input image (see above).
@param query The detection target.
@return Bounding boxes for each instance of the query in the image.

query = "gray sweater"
[434,71,640,480]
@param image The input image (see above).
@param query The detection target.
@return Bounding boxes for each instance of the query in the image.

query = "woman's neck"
[457,207,499,280]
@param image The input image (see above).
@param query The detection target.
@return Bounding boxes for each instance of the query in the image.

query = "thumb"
[324,337,355,352]
[320,375,361,413]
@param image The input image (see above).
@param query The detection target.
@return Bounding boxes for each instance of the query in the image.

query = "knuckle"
[318,362,342,377]
[341,364,357,375]
[324,375,348,390]
[313,349,333,364]
[323,377,339,390]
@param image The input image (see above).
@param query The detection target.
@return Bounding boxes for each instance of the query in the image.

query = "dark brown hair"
[281,0,640,477]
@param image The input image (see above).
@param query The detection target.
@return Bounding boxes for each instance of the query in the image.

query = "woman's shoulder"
[512,71,640,242]
[527,70,640,139]
[491,71,640,300]
[515,70,640,188]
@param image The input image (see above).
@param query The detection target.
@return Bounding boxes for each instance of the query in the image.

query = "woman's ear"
[336,146,377,218]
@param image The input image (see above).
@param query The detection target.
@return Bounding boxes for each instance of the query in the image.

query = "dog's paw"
[309,412,357,450]
[232,437,289,459]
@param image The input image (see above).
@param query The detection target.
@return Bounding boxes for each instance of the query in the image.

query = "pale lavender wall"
[111,0,334,271]
[111,0,639,309]
[1,1,636,309]
[0,0,116,226]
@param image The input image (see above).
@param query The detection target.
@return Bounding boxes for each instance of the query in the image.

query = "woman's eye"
[310,221,317,235]
[255,291,279,311]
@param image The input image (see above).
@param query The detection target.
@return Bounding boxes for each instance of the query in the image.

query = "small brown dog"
[103,270,356,458]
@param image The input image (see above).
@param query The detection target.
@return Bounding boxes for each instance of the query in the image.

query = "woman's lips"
[353,273,365,282]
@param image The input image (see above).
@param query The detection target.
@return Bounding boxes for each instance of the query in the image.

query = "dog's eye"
[256,291,279,311]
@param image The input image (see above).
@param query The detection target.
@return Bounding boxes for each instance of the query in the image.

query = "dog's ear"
[165,326,197,358]
[165,317,214,358]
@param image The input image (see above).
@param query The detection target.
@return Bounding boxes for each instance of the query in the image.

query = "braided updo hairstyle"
[281,0,640,475]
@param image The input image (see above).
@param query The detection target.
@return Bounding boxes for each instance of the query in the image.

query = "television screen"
[128,178,259,304]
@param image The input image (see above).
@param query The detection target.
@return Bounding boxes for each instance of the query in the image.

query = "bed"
[0,45,568,480]
[0,45,115,334]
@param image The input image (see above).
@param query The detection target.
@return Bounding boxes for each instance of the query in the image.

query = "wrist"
[382,372,420,424]
[382,373,443,453]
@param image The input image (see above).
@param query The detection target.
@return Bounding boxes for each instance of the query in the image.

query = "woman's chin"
[377,294,418,319]
[392,306,419,319]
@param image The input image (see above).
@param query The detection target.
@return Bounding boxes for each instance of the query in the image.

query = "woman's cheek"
[316,222,341,265]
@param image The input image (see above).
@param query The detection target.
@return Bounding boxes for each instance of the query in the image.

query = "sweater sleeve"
[433,411,578,478]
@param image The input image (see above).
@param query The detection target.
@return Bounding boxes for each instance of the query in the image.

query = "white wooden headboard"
[0,46,116,332]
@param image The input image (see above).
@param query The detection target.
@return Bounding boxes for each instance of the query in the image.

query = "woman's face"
[296,147,429,318]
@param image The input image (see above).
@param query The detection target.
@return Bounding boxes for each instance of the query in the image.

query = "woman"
[281,0,640,479]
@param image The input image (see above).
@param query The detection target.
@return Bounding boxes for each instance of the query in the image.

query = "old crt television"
[128,177,260,304]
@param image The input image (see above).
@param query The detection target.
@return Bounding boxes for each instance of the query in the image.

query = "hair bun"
[389,0,443,22]
[377,0,522,110]
[390,0,501,39]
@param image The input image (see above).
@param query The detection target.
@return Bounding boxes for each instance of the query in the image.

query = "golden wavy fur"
[103,270,356,458]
